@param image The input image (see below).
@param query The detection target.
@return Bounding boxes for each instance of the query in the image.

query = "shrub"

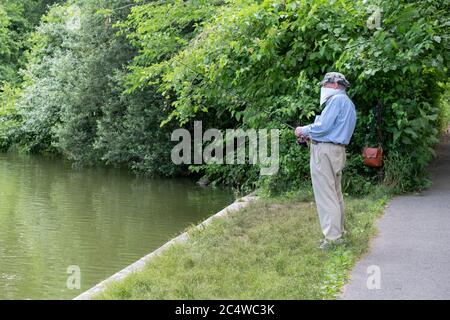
[123,0,448,193]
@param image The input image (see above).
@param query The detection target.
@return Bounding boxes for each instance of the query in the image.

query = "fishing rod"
[171,56,300,131]
[171,56,310,147]
[108,0,307,137]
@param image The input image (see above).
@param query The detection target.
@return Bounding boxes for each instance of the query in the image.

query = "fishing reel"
[296,135,310,147]
[288,123,309,148]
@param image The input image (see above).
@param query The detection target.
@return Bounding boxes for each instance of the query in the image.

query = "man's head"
[319,72,350,89]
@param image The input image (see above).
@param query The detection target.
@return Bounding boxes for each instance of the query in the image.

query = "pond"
[0,153,234,299]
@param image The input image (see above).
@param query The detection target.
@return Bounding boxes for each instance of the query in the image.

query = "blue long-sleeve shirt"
[302,93,357,145]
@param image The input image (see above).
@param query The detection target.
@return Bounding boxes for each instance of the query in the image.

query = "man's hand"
[295,126,303,138]
[294,126,310,146]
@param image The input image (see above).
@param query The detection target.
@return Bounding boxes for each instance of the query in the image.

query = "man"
[295,72,356,250]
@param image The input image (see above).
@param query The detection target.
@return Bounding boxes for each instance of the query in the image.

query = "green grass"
[95,186,390,300]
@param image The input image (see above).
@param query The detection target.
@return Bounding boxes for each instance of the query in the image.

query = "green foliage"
[0,0,62,84]
[95,80,184,176]
[1,0,449,191]
[337,0,449,186]
[50,0,135,164]
[0,111,21,151]
[158,0,364,126]
[438,83,450,130]
[342,154,376,196]
[0,0,30,84]
[16,2,79,154]
[118,0,226,93]
[0,81,21,151]
[0,81,20,112]
[13,0,181,176]
[257,127,311,194]
[0,0,62,151]
[383,151,432,193]
[122,0,448,193]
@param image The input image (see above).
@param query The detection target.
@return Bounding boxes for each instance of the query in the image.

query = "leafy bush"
[0,81,21,151]
[383,151,432,193]
[342,154,377,196]
[438,83,450,131]
[2,0,449,193]
[123,0,448,193]
[0,0,62,84]
[9,0,185,176]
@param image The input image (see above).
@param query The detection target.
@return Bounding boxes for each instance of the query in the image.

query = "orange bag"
[363,100,384,168]
[363,146,383,168]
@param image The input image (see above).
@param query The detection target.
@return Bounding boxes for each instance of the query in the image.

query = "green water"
[0,153,233,300]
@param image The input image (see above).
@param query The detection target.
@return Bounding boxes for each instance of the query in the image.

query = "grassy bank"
[95,186,390,300]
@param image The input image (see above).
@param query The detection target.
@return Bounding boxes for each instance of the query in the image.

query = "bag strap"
[375,99,383,148]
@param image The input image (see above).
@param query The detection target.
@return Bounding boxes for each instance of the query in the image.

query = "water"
[0,153,233,299]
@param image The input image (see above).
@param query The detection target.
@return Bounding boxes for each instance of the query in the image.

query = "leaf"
[393,130,401,143]
[404,128,418,139]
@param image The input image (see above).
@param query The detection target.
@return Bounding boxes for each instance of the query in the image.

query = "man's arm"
[300,97,342,139]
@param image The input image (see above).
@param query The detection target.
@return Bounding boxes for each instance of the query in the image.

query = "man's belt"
[311,140,346,147]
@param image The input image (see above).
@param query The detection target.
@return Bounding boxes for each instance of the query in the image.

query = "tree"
[16,0,183,176]
[123,0,449,192]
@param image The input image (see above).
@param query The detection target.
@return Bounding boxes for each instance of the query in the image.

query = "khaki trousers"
[310,142,346,241]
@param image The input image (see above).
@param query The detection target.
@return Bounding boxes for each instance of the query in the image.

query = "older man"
[295,72,356,250]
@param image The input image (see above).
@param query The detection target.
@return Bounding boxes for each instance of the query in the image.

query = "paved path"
[342,129,450,299]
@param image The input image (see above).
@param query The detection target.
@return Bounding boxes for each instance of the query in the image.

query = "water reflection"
[0,153,233,299]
